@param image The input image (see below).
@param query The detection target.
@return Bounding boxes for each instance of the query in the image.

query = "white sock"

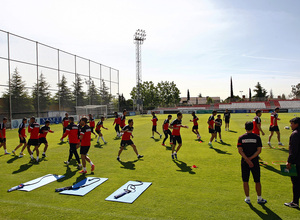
[257,196,262,201]
[246,196,250,200]
[97,136,100,142]
[101,136,105,142]
[43,152,45,154]
[36,156,39,161]
[83,167,86,171]
[30,154,34,159]
[209,142,212,144]
[90,161,94,166]
[5,149,8,153]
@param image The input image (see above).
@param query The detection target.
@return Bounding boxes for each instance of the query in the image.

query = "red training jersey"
[18,122,26,138]
[120,115,126,128]
[89,118,95,128]
[170,119,182,136]
[163,119,169,131]
[39,125,52,138]
[113,116,121,125]
[28,122,40,139]
[96,121,103,131]
[62,123,80,144]
[208,115,215,129]
[192,116,198,126]
[270,112,278,126]
[63,117,69,128]
[152,116,158,126]
[0,123,6,138]
[121,125,133,141]
[80,125,91,146]
[252,116,261,135]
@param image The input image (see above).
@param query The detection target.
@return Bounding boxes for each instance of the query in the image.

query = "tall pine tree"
[32,72,51,113]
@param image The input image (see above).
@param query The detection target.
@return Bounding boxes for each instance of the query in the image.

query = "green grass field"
[1,113,299,219]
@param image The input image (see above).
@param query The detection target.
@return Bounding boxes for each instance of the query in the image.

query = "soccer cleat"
[117,157,121,161]
[4,152,11,155]
[162,143,166,146]
[77,164,82,169]
[174,153,177,159]
[245,198,251,204]
[42,153,46,158]
[267,142,272,147]
[19,154,23,158]
[215,139,217,142]
[278,142,284,146]
[172,154,175,160]
[91,164,95,172]
[79,170,87,174]
[64,161,70,165]
[150,136,154,139]
[284,202,299,208]
[12,150,16,155]
[220,139,223,143]
[160,134,162,139]
[137,155,144,159]
[104,142,108,144]
[257,199,267,204]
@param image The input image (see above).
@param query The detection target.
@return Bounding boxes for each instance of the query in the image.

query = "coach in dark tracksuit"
[285,117,300,208]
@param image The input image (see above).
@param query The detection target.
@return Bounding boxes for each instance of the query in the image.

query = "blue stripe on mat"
[105,181,152,204]
[60,177,108,196]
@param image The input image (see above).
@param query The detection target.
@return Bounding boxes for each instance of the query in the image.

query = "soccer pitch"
[1,113,299,219]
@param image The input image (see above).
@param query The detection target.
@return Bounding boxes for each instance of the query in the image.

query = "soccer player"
[120,109,127,129]
[214,114,223,143]
[268,107,283,147]
[223,109,231,131]
[162,115,172,146]
[38,120,54,158]
[190,111,201,140]
[117,119,143,162]
[27,117,40,162]
[0,117,9,155]
[151,112,162,139]
[169,112,188,160]
[78,117,95,174]
[96,117,108,144]
[284,117,300,208]
[61,117,82,169]
[62,113,69,142]
[252,110,265,136]
[113,112,121,137]
[208,111,217,148]
[88,114,97,138]
[237,121,267,205]
[12,118,27,157]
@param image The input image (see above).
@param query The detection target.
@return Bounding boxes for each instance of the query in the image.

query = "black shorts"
[28,139,39,146]
[39,137,48,144]
[152,125,157,132]
[120,140,134,147]
[95,130,102,135]
[192,125,198,130]
[164,129,171,136]
[241,158,260,183]
[91,127,95,133]
[215,126,221,133]
[269,126,279,132]
[19,137,26,144]
[209,128,216,134]
[80,146,90,155]
[225,119,230,123]
[172,135,182,145]
[0,138,6,143]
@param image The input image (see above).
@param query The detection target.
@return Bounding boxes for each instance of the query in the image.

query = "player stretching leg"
[170,112,188,160]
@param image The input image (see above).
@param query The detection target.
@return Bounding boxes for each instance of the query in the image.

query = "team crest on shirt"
[242,139,257,143]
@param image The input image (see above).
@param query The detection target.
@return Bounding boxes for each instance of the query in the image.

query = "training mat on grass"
[105,181,152,204]
[18,174,65,192]
[59,177,108,196]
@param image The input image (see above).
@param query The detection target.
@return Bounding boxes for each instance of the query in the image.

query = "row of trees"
[1,68,112,114]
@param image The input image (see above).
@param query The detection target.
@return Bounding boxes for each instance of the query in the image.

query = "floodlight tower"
[134,29,146,112]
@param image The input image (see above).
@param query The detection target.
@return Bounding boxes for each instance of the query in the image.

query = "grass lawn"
[0,113,299,219]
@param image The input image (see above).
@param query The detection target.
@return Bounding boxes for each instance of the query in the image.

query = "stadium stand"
[219,102,266,110]
[279,100,300,109]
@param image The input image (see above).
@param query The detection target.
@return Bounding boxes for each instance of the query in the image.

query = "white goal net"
[76,105,107,119]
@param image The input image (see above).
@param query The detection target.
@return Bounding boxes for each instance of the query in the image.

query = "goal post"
[76,105,107,119]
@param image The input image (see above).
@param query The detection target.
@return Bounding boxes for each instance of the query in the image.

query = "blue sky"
[0,0,299,100]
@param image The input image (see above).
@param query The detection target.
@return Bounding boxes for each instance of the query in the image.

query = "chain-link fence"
[0,29,119,124]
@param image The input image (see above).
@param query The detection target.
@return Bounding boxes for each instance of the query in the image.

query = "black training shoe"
[117,157,121,161]
[284,202,299,208]
[137,155,144,159]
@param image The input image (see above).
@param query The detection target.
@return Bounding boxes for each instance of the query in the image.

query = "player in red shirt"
[151,112,162,139]
[0,117,9,155]
[190,112,201,140]
[117,119,143,162]
[268,107,283,147]
[61,117,82,169]
[207,111,217,148]
[62,113,69,142]
[27,117,41,162]
[12,118,27,157]
[215,114,223,143]
[88,114,97,138]
[96,117,108,144]
[38,120,54,158]
[252,110,265,137]
[120,109,127,129]
[78,117,95,174]
[113,112,121,137]
[162,115,172,146]
[169,112,188,160]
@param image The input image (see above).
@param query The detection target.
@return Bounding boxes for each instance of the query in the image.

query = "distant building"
[180,97,221,105]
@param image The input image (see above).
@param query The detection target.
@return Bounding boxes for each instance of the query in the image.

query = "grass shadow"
[57,165,78,183]
[261,164,283,175]
[119,159,138,170]
[248,204,282,220]
[164,146,172,151]
[276,148,289,153]
[94,143,103,148]
[151,137,161,142]
[211,147,232,155]
[58,141,67,146]
[219,141,231,146]
[113,137,121,140]
[7,155,19,164]
[12,160,34,174]
[228,130,238,133]
[173,160,196,174]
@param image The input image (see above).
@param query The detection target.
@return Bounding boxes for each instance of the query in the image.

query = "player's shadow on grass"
[113,137,121,140]
[119,160,138,170]
[7,155,19,164]
[195,139,204,142]
[211,147,232,155]
[12,161,34,174]
[164,145,172,151]
[151,137,161,142]
[219,141,231,146]
[57,165,78,183]
[173,160,196,174]
[228,130,238,133]
[94,143,103,148]
[58,141,67,145]
[248,204,282,220]
[276,148,289,153]
[260,164,282,175]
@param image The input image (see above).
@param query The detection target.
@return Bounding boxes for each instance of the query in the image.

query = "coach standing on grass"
[284,117,300,208]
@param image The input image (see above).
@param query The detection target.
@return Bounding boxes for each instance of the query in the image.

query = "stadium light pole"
[134,29,146,113]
